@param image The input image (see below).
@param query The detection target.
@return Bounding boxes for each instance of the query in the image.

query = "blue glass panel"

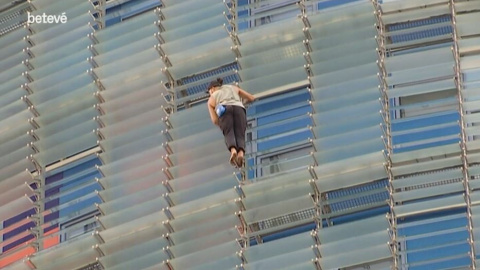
[391,112,459,132]
[258,105,311,126]
[407,230,469,250]
[409,256,470,270]
[257,117,311,139]
[393,125,460,144]
[262,222,316,243]
[257,129,312,151]
[407,242,470,263]
[398,216,468,236]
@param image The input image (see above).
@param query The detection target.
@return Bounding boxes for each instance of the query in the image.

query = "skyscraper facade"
[1,0,479,269]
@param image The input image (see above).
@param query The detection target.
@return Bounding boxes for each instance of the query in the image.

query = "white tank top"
[212,85,245,108]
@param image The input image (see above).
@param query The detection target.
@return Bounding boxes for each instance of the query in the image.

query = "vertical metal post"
[450,0,477,268]
[372,1,399,269]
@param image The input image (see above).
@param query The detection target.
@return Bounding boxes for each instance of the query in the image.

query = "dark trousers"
[218,105,247,153]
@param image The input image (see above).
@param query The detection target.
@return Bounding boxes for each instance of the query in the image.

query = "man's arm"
[236,86,255,104]
[207,97,219,126]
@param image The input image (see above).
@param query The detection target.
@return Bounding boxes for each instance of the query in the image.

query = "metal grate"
[257,208,315,231]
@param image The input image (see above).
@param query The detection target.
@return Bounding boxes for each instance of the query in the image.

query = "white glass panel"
[160,2,226,31]
[94,11,157,42]
[100,59,167,89]
[98,76,164,103]
[27,61,91,90]
[459,37,480,55]
[33,132,97,167]
[98,197,169,228]
[243,194,313,225]
[98,146,167,175]
[392,156,462,176]
[98,109,168,139]
[386,63,454,86]
[239,43,305,68]
[34,121,97,151]
[168,241,240,270]
[309,26,377,51]
[167,163,235,192]
[314,151,386,177]
[394,194,465,218]
[170,227,239,257]
[34,108,97,138]
[28,50,92,80]
[29,234,98,268]
[381,0,447,13]
[29,14,93,43]
[393,182,464,202]
[93,49,161,78]
[98,211,169,243]
[240,66,308,96]
[312,100,381,122]
[0,157,35,182]
[0,195,32,222]
[94,26,158,55]
[238,55,306,81]
[169,189,239,219]
[456,12,480,37]
[0,27,29,48]
[311,50,378,75]
[98,175,168,202]
[381,5,450,25]
[94,36,159,66]
[0,170,32,196]
[0,145,34,169]
[0,116,34,144]
[167,152,230,178]
[390,79,455,98]
[320,244,390,269]
[161,14,229,42]
[246,248,316,270]
[160,0,220,18]
[98,190,167,216]
[391,142,460,163]
[168,175,238,204]
[107,250,169,270]
[98,97,166,126]
[99,238,169,268]
[99,128,165,153]
[97,154,161,179]
[99,133,167,163]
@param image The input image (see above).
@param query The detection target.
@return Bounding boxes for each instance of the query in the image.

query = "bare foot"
[229,149,238,167]
[236,150,244,168]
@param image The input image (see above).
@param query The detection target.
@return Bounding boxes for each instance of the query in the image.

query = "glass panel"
[381,0,447,13]
[29,14,93,43]
[93,49,161,78]
[311,111,383,137]
[28,233,97,267]
[99,97,166,127]
[98,185,166,215]
[98,211,169,243]
[0,27,29,48]
[99,224,167,255]
[318,215,388,243]
[98,75,164,102]
[99,128,166,152]
[168,201,239,232]
[311,50,378,75]
[97,152,163,178]
[160,2,227,30]
[192,254,241,270]
[240,66,308,96]
[390,79,455,98]
[391,142,460,163]
[456,12,480,36]
[99,177,168,202]
[168,48,235,79]
[0,64,25,85]
[33,132,97,167]
[381,5,450,25]
[98,147,167,175]
[320,244,391,269]
[107,250,169,270]
[100,59,168,89]
[318,166,383,193]
[35,248,97,270]
[168,175,238,204]
[167,163,235,192]
[315,138,385,164]
[458,37,480,55]
[170,227,239,257]
[312,100,381,122]
[238,43,305,68]
[0,145,34,169]
[167,152,230,179]
[392,156,462,176]
[34,108,97,138]
[28,61,91,90]
[94,11,157,42]
[168,241,240,270]
[311,75,378,98]
[0,170,32,195]
[28,50,92,79]
[0,51,27,72]
[94,36,159,66]
[314,151,386,177]
[0,157,36,182]
[98,109,168,139]
[245,231,313,261]
[161,26,228,56]
[393,182,464,202]
[34,121,97,151]
[386,63,454,86]
[169,189,239,219]
[0,133,32,158]
[99,238,168,268]
[245,248,316,270]
[0,180,33,206]
[238,55,306,81]
[98,197,169,228]
[93,24,159,54]
[162,14,230,42]
[309,26,377,51]
[243,194,313,224]
[165,129,223,152]
[0,195,32,222]
[394,194,465,218]
[160,0,222,18]
[243,181,312,209]
[30,36,91,63]
[99,133,168,164]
